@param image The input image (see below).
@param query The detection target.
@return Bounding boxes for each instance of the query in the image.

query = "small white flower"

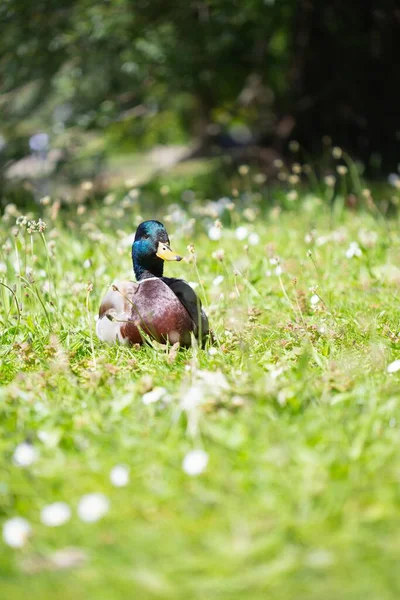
[275,265,283,276]
[235,226,248,241]
[13,443,37,467]
[238,164,249,176]
[248,232,260,246]
[182,449,209,476]
[208,226,221,241]
[287,190,298,202]
[3,517,31,548]
[83,259,92,268]
[213,275,224,286]
[197,370,229,390]
[346,242,362,259]
[324,175,336,187]
[120,233,135,248]
[388,173,400,189]
[310,294,320,305]
[270,366,284,379]
[40,502,71,527]
[181,385,204,411]
[332,146,343,159]
[142,387,167,405]
[208,347,218,356]
[77,493,109,523]
[304,233,313,244]
[110,465,130,487]
[387,360,400,374]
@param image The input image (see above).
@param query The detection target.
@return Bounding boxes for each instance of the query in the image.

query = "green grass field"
[1,175,400,599]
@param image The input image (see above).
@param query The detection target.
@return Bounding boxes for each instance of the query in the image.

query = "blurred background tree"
[1,0,399,201]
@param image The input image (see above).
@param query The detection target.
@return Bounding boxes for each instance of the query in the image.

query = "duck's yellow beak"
[156,241,182,261]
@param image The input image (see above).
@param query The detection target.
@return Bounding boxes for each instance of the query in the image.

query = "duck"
[96,220,209,347]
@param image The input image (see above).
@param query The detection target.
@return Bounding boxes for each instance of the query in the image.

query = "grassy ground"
[1,174,400,599]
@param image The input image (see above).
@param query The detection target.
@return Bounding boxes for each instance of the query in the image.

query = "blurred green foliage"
[0,1,292,152]
[1,0,399,190]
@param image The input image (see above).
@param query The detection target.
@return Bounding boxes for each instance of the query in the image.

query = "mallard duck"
[96,220,209,347]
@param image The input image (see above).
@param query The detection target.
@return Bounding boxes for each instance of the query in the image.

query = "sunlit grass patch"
[1,179,400,598]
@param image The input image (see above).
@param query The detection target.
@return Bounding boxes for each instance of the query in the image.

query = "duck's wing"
[162,277,209,343]
[96,281,141,345]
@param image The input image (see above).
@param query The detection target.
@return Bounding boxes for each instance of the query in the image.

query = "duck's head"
[132,220,182,280]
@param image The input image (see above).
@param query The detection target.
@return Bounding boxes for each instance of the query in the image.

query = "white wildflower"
[181,385,204,411]
[235,226,248,241]
[310,294,320,305]
[3,517,31,548]
[337,165,348,176]
[287,190,298,202]
[197,370,229,390]
[182,449,209,476]
[387,360,400,374]
[238,164,249,176]
[388,173,400,189]
[77,493,109,523]
[13,443,37,467]
[142,387,167,405]
[208,226,221,241]
[110,465,130,487]
[213,275,224,286]
[346,242,362,259]
[275,265,283,276]
[40,502,71,527]
[324,175,336,187]
[332,146,342,159]
[248,232,260,246]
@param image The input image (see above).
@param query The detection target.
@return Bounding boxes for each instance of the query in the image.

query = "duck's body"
[96,221,209,347]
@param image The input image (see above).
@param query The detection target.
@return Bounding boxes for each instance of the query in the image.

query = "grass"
[1,173,400,599]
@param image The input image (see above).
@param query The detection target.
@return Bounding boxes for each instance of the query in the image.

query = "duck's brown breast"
[120,278,194,345]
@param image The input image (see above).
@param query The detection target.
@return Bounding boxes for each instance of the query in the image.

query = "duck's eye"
[142,234,149,240]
